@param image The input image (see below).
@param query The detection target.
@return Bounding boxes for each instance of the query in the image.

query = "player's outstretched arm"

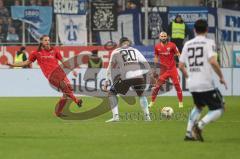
[7,60,32,68]
[209,56,227,89]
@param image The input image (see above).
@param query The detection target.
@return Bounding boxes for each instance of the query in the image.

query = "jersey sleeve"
[28,51,37,62]
[179,43,187,63]
[55,48,63,61]
[172,43,179,55]
[207,40,217,59]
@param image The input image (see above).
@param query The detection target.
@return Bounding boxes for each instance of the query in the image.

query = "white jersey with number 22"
[180,35,217,92]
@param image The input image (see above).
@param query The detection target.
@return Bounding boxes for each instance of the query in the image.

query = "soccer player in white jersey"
[103,37,152,122]
[179,19,227,141]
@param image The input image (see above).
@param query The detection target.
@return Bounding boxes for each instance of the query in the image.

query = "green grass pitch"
[0,96,239,159]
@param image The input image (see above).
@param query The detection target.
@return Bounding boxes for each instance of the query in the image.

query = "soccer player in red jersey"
[149,32,183,108]
[7,35,82,116]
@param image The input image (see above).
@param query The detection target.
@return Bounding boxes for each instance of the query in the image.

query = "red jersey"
[154,42,179,69]
[29,47,65,79]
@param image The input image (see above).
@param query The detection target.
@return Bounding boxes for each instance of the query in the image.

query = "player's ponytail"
[37,43,42,52]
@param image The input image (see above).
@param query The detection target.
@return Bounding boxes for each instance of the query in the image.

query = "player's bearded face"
[159,34,167,43]
[42,37,50,49]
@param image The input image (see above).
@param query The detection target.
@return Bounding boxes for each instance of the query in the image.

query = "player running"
[149,32,183,108]
[179,19,227,142]
[6,35,82,117]
[103,37,152,122]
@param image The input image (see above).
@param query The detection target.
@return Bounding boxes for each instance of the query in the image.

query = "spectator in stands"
[14,47,29,68]
[88,50,103,68]
[0,25,5,43]
[7,17,22,35]
[126,0,140,10]
[14,0,21,6]
[84,49,103,81]
[0,0,9,20]
[29,0,37,6]
[37,0,42,6]
[168,15,189,66]
[46,0,53,6]
[0,17,7,33]
[168,15,189,52]
[6,27,19,43]
[6,18,17,31]
[199,0,204,6]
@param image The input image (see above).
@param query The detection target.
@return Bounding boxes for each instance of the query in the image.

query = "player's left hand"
[220,78,227,90]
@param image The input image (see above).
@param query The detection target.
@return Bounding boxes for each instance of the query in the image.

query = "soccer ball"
[161,106,174,118]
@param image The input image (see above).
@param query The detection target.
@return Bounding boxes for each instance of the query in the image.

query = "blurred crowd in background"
[0,0,239,45]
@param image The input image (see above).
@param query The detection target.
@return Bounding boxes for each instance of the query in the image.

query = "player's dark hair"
[194,19,208,34]
[119,37,132,47]
[119,37,130,45]
[37,35,49,51]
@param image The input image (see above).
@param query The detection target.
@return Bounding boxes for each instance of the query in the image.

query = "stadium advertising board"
[0,68,237,97]
[0,45,238,96]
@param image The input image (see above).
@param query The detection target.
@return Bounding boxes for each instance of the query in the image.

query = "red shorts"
[48,71,73,94]
[158,67,180,85]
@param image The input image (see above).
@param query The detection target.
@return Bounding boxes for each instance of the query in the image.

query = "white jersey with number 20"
[107,46,150,82]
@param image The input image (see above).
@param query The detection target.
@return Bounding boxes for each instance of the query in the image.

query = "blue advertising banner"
[168,7,208,29]
[11,6,52,41]
[54,0,86,15]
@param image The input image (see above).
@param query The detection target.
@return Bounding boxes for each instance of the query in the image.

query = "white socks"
[139,96,150,120]
[109,95,119,118]
[109,95,151,121]
[186,107,224,137]
[198,109,223,130]
[186,107,202,137]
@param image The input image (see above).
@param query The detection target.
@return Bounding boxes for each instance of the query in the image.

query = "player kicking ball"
[179,19,227,142]
[149,32,183,108]
[103,37,152,122]
[6,35,82,117]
